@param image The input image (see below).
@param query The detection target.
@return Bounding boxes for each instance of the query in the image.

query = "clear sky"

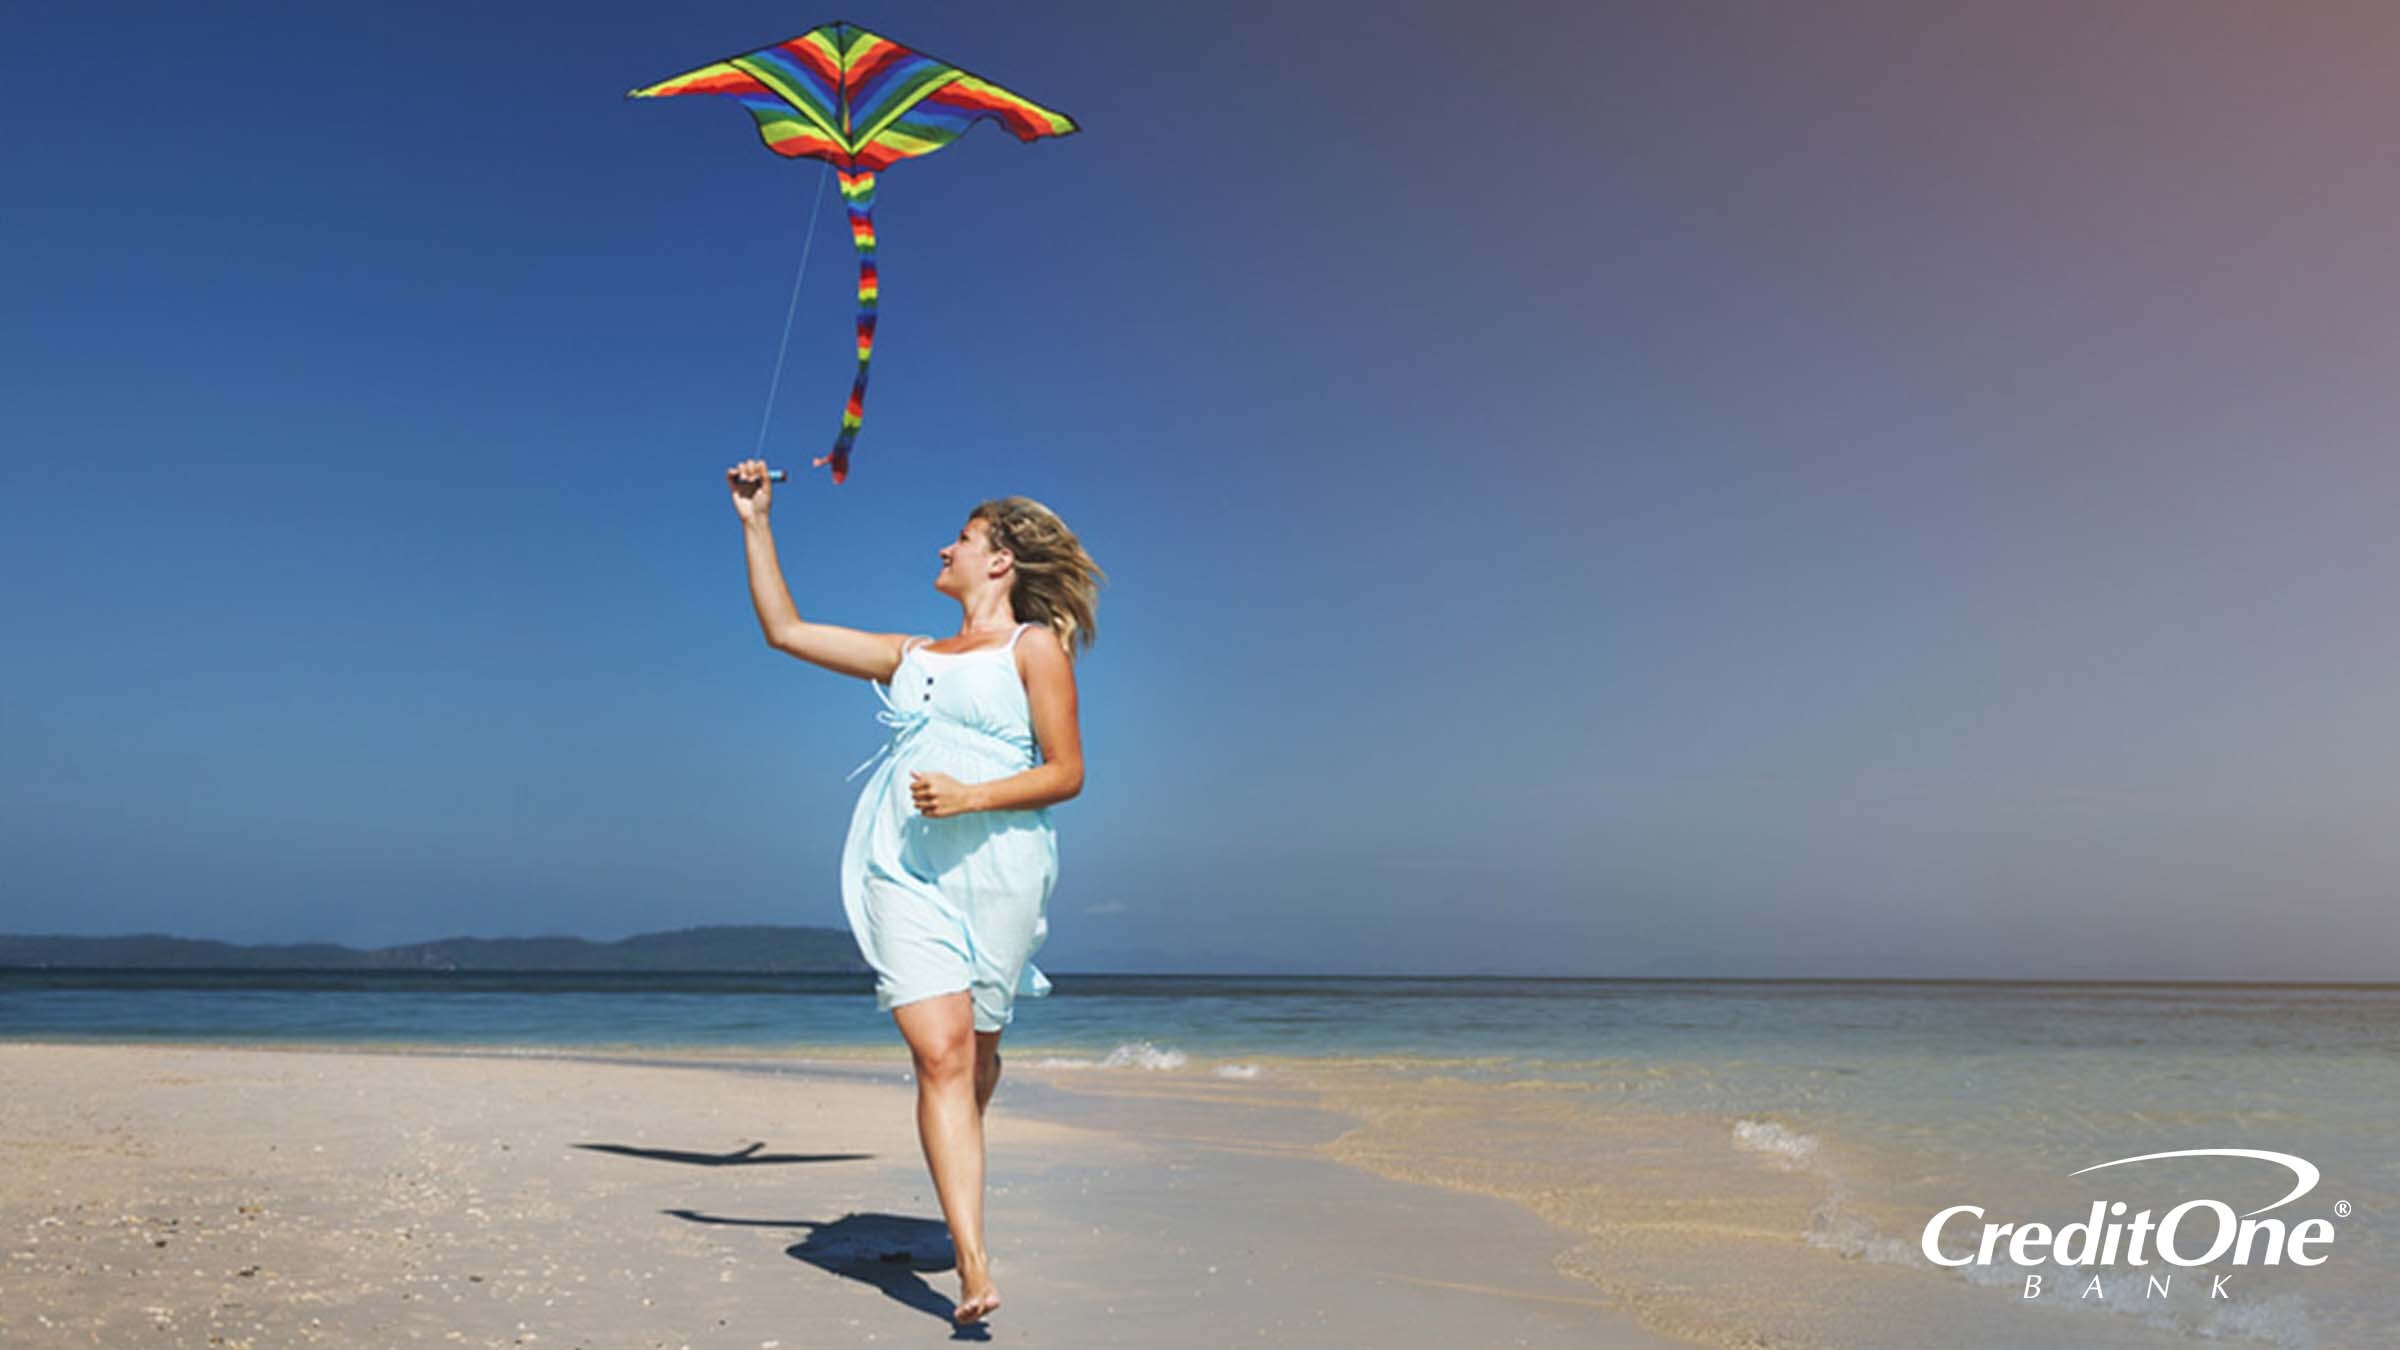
[7,1,2397,980]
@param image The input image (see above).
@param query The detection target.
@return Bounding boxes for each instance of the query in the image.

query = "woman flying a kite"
[728,457,1104,1325]
[641,21,1094,1327]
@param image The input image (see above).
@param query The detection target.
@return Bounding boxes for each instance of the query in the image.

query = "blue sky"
[7,1,2398,979]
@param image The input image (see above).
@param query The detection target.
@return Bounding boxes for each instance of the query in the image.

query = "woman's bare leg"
[973,1028,1003,1116]
[892,991,1001,1323]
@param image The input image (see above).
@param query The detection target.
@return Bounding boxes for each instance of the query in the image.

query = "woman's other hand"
[727,458,774,524]
[910,771,982,818]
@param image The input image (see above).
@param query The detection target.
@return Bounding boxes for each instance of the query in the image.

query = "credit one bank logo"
[1921,1149,2340,1297]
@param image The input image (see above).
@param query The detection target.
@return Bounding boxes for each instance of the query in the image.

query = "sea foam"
[1026,1040,1188,1071]
[1731,1117,1821,1169]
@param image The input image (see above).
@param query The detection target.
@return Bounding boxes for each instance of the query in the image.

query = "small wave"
[1026,1040,1188,1071]
[1732,1119,1922,1267]
[1731,1117,1821,1169]
[1804,1203,1919,1266]
[1213,1063,1260,1079]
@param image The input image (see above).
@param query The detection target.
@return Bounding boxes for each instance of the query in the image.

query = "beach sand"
[0,1043,1682,1349]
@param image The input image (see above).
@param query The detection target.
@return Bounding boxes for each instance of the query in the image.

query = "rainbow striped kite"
[629,23,1079,483]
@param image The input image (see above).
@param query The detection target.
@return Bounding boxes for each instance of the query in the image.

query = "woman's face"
[935,516,1004,596]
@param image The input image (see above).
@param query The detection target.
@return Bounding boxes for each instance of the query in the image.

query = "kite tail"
[812,169,879,483]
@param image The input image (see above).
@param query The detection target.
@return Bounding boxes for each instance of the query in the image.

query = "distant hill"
[0,925,870,974]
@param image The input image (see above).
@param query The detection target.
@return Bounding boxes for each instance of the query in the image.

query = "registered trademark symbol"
[2334,1200,2352,1218]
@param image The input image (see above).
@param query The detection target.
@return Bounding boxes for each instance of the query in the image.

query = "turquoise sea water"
[9,968,2395,1060]
[7,971,2393,1347]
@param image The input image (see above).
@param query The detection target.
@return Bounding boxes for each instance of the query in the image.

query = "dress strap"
[1005,621,1034,651]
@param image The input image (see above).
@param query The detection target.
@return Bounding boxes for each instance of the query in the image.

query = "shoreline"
[0,1040,1682,1349]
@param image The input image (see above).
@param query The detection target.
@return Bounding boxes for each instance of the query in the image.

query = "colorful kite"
[629,23,1078,483]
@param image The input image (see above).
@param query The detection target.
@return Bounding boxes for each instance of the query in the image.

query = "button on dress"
[838,621,1057,1032]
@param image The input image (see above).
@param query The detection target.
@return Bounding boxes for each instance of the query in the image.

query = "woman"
[726,458,1103,1325]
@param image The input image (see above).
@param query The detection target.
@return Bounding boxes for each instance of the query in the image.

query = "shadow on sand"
[667,1208,985,1337]
[571,1140,873,1166]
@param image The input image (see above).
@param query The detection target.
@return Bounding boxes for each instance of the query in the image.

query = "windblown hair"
[971,496,1106,660]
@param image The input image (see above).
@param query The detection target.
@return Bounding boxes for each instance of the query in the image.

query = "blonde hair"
[972,496,1106,659]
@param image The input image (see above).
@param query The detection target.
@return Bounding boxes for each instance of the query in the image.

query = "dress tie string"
[845,680,928,783]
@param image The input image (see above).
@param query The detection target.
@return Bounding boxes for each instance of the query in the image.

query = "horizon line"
[1,963,2392,990]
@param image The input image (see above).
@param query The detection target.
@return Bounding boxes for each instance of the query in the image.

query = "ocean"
[5,970,2391,1348]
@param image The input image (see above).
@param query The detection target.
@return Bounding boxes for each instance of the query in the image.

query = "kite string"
[754,160,834,459]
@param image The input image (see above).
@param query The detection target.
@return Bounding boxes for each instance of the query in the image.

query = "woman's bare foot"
[953,1259,1002,1324]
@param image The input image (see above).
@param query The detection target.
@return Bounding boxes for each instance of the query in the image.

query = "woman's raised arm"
[728,458,909,682]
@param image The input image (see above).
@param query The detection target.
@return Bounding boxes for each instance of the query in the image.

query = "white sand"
[0,1043,1680,1348]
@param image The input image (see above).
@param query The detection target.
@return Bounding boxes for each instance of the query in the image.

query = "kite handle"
[767,469,788,483]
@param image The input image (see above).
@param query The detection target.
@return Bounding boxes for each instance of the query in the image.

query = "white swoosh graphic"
[2067,1148,2319,1219]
